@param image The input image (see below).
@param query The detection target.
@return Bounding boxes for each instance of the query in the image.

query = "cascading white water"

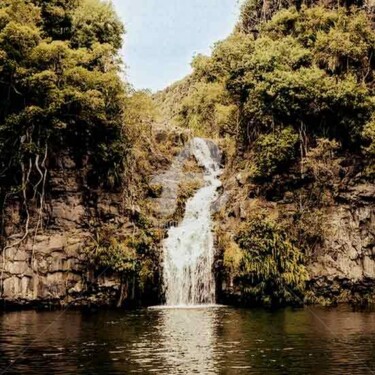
[163,138,222,306]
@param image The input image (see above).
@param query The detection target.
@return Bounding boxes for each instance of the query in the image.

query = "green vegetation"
[157,2,375,180]
[252,127,298,180]
[84,222,159,292]
[161,0,375,307]
[362,117,375,177]
[85,226,138,274]
[0,0,127,192]
[223,213,308,306]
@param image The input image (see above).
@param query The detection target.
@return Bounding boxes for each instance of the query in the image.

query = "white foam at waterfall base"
[162,138,222,306]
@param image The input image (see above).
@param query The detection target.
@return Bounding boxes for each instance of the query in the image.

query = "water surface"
[1,306,375,374]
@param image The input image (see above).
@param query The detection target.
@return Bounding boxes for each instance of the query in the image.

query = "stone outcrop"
[0,154,126,309]
[308,184,375,304]
[217,171,375,305]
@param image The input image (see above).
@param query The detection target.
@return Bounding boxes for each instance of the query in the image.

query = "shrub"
[84,225,138,274]
[252,127,298,180]
[233,213,308,306]
[303,138,341,183]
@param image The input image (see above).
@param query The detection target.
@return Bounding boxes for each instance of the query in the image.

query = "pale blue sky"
[112,0,240,92]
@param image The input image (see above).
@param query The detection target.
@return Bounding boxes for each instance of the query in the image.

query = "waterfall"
[162,138,222,306]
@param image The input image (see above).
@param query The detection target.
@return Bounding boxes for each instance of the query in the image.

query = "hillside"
[0,0,172,308]
[155,0,375,306]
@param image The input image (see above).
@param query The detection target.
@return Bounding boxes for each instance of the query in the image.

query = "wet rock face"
[150,138,222,219]
[204,139,222,165]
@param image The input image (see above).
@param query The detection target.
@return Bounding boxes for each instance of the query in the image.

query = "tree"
[0,0,127,245]
[175,5,375,154]
[71,0,124,49]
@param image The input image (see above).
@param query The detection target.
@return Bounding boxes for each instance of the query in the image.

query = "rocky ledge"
[307,184,375,304]
[0,153,132,309]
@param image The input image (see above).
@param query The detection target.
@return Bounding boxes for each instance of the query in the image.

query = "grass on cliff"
[219,211,308,306]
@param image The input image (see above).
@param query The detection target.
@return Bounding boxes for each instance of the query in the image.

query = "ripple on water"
[0,306,375,374]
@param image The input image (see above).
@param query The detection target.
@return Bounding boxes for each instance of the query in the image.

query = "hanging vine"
[0,0,128,257]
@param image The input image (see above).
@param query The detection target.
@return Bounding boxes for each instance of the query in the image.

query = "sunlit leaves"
[71,0,124,49]
[252,127,298,179]
[0,22,40,60]
[0,0,128,190]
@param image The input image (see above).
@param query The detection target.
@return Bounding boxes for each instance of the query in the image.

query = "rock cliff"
[0,154,127,309]
[0,129,195,309]
[1,134,374,308]
[308,184,375,304]
[217,168,375,306]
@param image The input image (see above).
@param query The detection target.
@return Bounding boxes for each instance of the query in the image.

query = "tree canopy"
[0,0,127,198]
[157,2,375,179]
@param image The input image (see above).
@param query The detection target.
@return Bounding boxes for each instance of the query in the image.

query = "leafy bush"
[84,224,157,284]
[84,225,138,274]
[252,127,298,180]
[178,81,236,137]
[0,0,128,197]
[233,213,308,306]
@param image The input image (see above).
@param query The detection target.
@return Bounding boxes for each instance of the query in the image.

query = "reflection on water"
[157,308,216,374]
[0,306,375,374]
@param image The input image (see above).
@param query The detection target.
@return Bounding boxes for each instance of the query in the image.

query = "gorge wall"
[1,154,127,309]
[217,162,375,306]
[1,133,375,308]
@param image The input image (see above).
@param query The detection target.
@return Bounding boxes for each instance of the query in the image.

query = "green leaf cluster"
[362,117,375,177]
[0,0,127,195]
[162,4,375,170]
[234,213,308,306]
[252,127,298,179]
[84,223,159,290]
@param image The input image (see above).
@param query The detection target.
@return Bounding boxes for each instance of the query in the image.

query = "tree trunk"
[117,277,128,308]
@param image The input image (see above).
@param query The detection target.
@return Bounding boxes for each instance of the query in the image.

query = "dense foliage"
[84,222,159,292]
[0,0,127,215]
[233,213,308,306]
[157,1,375,179]
[252,127,298,180]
